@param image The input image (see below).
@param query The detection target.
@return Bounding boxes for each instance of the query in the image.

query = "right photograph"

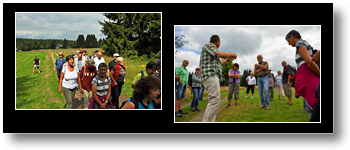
[174,25,321,123]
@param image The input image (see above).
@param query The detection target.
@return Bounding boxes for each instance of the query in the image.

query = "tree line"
[16,34,104,51]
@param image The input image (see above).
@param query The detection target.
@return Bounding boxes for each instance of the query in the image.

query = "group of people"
[175,31,320,122]
[53,48,161,109]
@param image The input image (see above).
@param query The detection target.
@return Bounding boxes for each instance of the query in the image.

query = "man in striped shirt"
[200,35,237,122]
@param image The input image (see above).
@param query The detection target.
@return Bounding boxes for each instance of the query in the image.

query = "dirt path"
[51,51,129,109]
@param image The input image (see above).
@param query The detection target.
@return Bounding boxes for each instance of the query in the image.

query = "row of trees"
[99,13,161,58]
[16,34,104,51]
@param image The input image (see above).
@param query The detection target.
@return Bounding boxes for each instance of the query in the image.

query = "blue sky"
[175,25,321,77]
[16,13,108,40]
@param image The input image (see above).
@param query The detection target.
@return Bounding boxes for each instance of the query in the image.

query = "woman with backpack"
[121,76,160,109]
[110,57,126,109]
[285,30,320,111]
[58,55,81,109]
[89,63,114,109]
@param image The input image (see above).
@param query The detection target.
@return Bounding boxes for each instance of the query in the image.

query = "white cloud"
[175,50,201,74]
[175,25,321,77]
[16,13,108,40]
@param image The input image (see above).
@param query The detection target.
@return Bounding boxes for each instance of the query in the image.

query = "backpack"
[188,72,193,87]
[140,71,145,78]
[285,66,295,80]
[120,97,155,109]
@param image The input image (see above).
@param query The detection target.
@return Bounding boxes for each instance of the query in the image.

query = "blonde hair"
[116,57,124,62]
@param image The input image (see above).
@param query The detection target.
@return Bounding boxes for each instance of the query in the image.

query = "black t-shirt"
[108,60,118,72]
[34,58,40,65]
[282,65,292,84]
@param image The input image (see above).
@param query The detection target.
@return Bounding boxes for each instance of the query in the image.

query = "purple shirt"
[229,69,240,83]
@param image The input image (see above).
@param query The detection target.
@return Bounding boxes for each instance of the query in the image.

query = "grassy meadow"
[16,51,66,109]
[175,86,311,122]
[16,48,154,109]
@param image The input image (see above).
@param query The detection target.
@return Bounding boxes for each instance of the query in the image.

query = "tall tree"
[99,13,161,57]
[63,38,68,49]
[76,34,85,48]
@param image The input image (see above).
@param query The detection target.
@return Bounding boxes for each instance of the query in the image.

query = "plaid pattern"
[200,42,223,83]
[175,65,189,86]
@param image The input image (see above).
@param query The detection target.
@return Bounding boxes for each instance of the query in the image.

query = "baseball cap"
[113,53,120,57]
[87,59,95,67]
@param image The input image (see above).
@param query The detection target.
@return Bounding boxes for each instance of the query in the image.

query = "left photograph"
[16,13,161,109]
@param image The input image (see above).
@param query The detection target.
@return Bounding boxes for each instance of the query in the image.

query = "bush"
[129,55,139,60]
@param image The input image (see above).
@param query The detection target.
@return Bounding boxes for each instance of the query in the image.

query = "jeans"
[257,75,269,106]
[198,86,204,101]
[191,88,201,109]
[56,68,62,80]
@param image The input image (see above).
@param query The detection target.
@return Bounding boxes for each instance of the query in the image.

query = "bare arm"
[58,72,64,93]
[298,46,320,76]
[121,102,135,109]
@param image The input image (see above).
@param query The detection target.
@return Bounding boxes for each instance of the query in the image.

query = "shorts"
[228,83,239,100]
[34,65,39,69]
[283,83,292,97]
[176,84,186,99]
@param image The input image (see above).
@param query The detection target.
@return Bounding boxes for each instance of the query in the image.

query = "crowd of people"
[175,31,320,122]
[51,48,161,109]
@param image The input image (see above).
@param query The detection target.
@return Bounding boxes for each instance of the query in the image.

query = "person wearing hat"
[131,61,157,89]
[226,63,240,108]
[108,53,120,77]
[267,68,275,101]
[54,52,66,81]
[191,68,201,112]
[110,56,126,109]
[79,59,97,109]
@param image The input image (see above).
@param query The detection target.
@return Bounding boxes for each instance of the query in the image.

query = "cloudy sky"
[16,13,108,40]
[175,25,321,77]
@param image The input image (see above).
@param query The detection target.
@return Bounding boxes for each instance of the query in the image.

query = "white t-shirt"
[93,57,105,69]
[246,76,256,85]
[62,65,79,89]
[275,75,283,85]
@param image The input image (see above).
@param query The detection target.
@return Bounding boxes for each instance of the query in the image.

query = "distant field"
[175,86,311,122]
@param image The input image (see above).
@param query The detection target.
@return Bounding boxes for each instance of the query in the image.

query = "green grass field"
[175,86,310,122]
[16,51,66,109]
[16,49,154,109]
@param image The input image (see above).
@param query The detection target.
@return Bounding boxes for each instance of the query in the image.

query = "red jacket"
[111,64,126,88]
[79,64,97,91]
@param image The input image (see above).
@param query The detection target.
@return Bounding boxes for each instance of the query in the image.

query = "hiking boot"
[178,110,188,114]
[175,111,183,117]
[266,106,270,110]
[191,108,196,112]
[259,105,265,109]
[195,108,200,111]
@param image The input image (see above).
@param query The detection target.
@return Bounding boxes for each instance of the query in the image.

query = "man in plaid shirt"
[200,35,237,122]
[175,60,191,117]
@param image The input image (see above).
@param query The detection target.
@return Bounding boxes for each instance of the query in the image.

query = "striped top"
[91,75,111,96]
[295,39,314,69]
